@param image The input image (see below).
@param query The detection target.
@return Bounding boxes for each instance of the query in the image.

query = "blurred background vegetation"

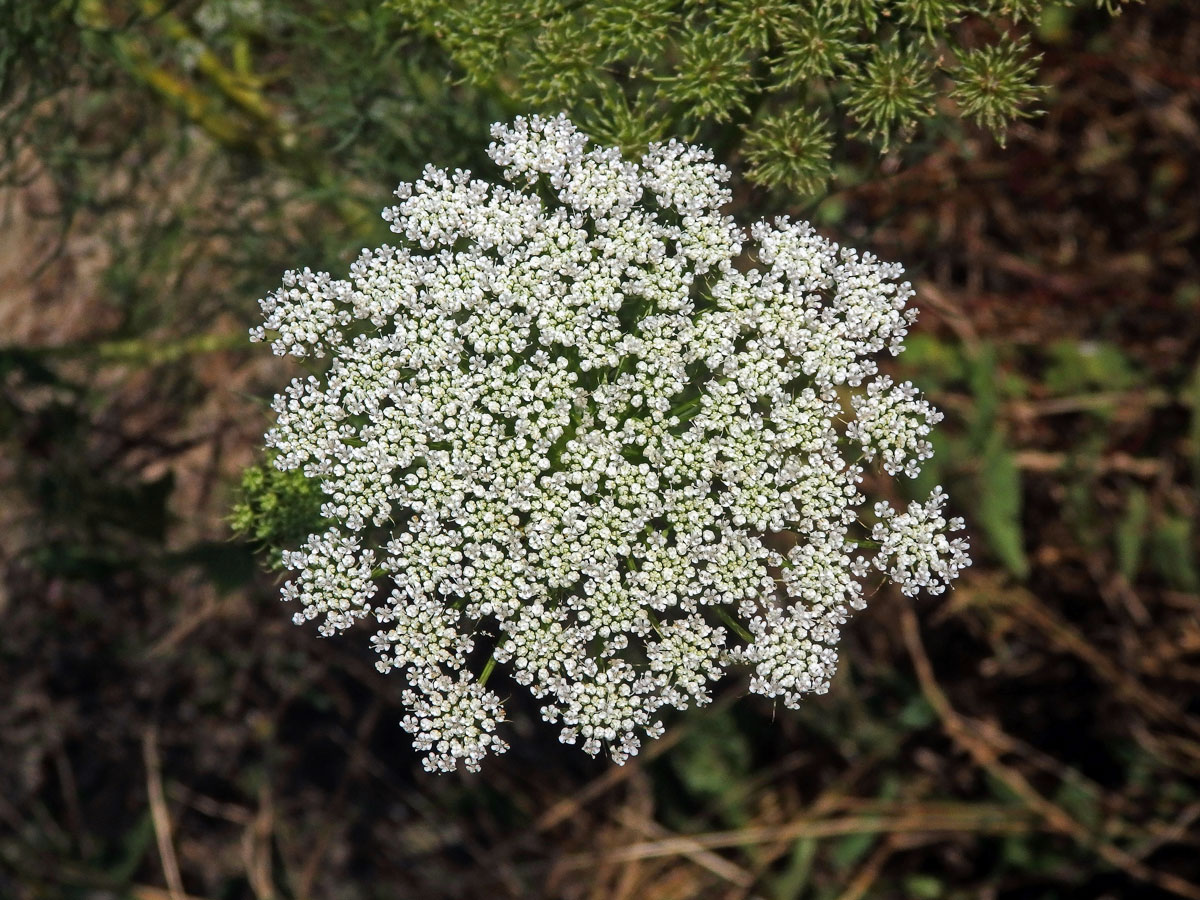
[1,1,1198,898]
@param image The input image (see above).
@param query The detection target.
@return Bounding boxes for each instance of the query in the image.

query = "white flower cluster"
[872,488,971,597]
[847,376,943,478]
[251,115,971,773]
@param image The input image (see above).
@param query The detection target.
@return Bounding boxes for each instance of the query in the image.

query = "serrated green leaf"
[1115,486,1149,581]
[977,430,1029,579]
[964,345,1001,452]
[1150,515,1200,593]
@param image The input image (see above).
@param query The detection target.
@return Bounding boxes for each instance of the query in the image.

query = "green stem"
[478,654,498,687]
[17,331,250,365]
[715,606,754,643]
[669,392,704,422]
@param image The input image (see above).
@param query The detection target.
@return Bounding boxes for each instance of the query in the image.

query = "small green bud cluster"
[389,0,1128,195]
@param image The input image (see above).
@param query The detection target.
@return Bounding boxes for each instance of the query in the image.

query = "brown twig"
[996,587,1200,738]
[1012,450,1164,478]
[555,806,1040,869]
[175,788,254,826]
[833,836,899,900]
[143,727,186,900]
[296,700,384,900]
[914,281,980,351]
[52,744,85,848]
[534,691,739,833]
[900,605,1200,900]
[734,741,911,893]
[611,806,756,889]
[132,886,212,900]
[145,591,225,658]
[1008,389,1173,419]
[240,783,276,900]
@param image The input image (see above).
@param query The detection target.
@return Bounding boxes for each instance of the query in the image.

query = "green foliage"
[229,456,331,566]
[976,426,1029,580]
[388,0,1130,197]
[951,38,1045,140]
[830,830,876,870]
[845,42,937,148]
[1,0,502,338]
[742,108,834,198]
[0,0,503,586]
[1186,360,1200,483]
[772,5,860,85]
[771,838,818,899]
[666,28,755,124]
[903,337,1033,579]
[902,874,946,899]
[1043,339,1143,394]
[962,347,1029,579]
[0,1,78,102]
[1150,514,1200,592]
[903,328,1196,596]
[2,1,1196,897]
[989,0,1048,21]
[898,0,965,35]
[1115,486,1150,581]
[669,708,754,809]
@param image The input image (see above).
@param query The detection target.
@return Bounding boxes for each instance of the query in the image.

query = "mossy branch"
[77,0,374,234]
